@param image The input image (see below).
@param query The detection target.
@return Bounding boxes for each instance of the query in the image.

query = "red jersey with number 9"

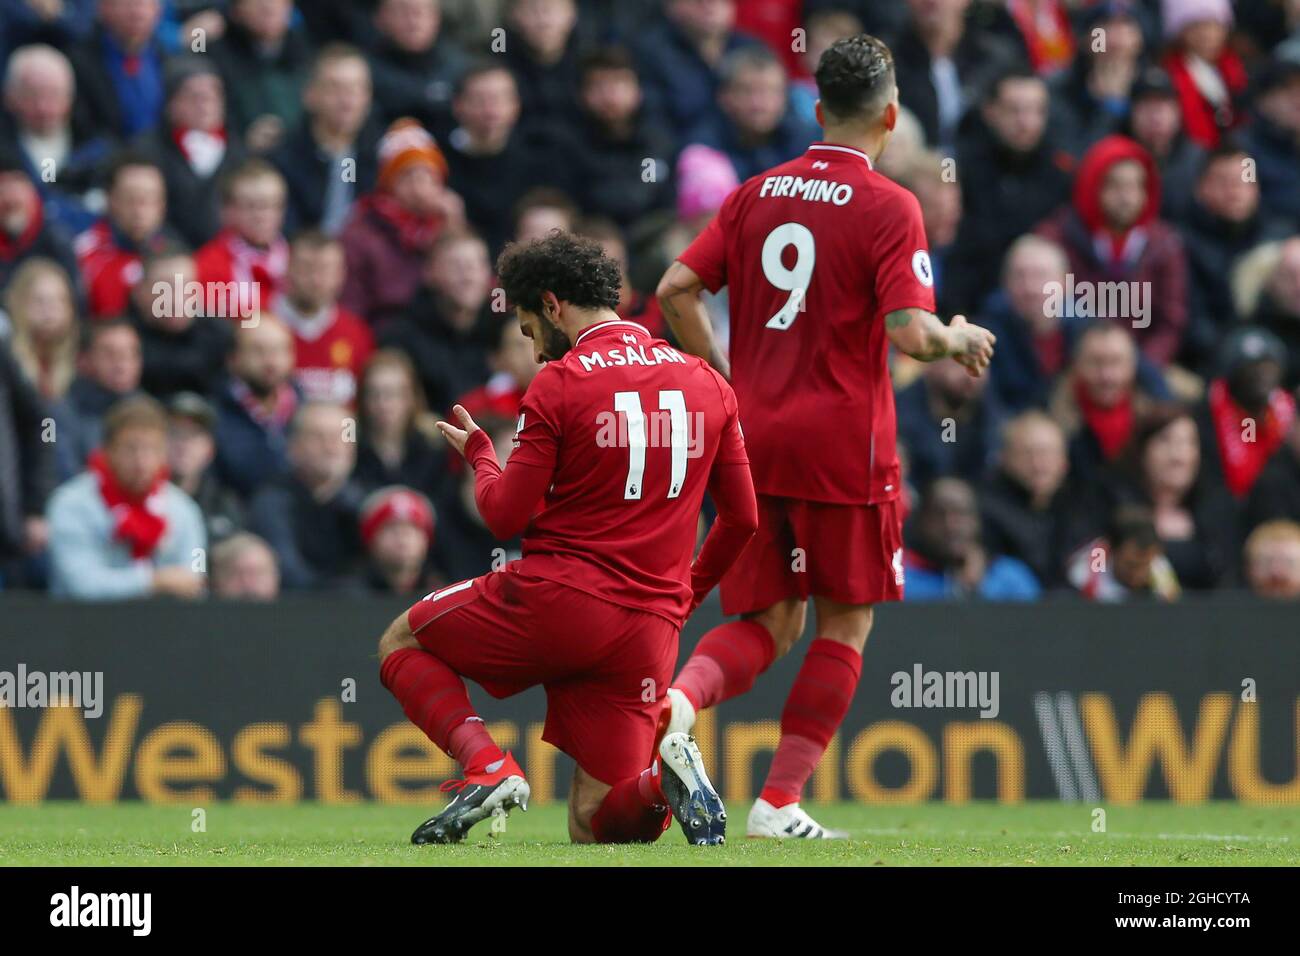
[507,319,748,624]
[679,142,936,505]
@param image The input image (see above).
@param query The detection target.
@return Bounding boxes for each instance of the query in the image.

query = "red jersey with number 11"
[679,142,936,505]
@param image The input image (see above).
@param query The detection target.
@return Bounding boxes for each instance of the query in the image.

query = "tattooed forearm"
[885,308,953,361]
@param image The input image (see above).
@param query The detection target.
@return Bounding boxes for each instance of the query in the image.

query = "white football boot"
[746,798,848,839]
[662,687,696,736]
[658,732,726,844]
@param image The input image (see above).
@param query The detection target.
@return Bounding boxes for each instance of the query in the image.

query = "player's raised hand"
[435,404,481,457]
[949,315,997,377]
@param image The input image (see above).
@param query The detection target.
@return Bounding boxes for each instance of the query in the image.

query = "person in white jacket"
[47,394,207,600]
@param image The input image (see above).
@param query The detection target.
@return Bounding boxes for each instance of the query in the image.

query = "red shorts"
[718,495,904,615]
[406,566,678,785]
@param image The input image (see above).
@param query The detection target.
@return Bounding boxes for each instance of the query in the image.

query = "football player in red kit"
[655,34,997,838]
[376,231,758,845]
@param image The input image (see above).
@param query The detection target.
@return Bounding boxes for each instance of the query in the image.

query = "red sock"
[380,647,503,774]
[673,619,776,711]
[589,763,672,843]
[760,638,861,808]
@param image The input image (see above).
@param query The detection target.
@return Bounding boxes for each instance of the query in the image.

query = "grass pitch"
[0,801,1295,866]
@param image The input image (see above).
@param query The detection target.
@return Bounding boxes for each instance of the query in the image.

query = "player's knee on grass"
[747,598,808,659]
[376,612,420,663]
[813,599,875,654]
[567,767,611,844]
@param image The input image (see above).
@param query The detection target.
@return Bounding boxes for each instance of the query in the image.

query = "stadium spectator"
[503,0,584,126]
[135,56,247,250]
[67,0,168,140]
[512,186,578,243]
[166,390,244,544]
[1242,238,1300,388]
[268,43,380,234]
[1113,404,1238,590]
[789,8,865,126]
[367,0,469,130]
[193,159,290,318]
[248,400,365,590]
[571,47,675,231]
[634,0,761,133]
[980,235,1072,413]
[209,0,312,148]
[339,118,465,326]
[0,338,55,589]
[75,152,170,318]
[895,151,961,315]
[1048,2,1145,158]
[275,229,373,406]
[353,484,437,594]
[52,317,140,479]
[979,410,1091,589]
[1066,503,1181,602]
[1160,0,1245,150]
[376,228,492,413]
[455,315,537,421]
[1049,320,1157,489]
[1124,66,1205,225]
[442,63,568,256]
[888,0,1023,149]
[431,415,522,581]
[688,45,819,181]
[1244,387,1300,532]
[1242,519,1300,600]
[0,44,112,234]
[213,314,299,498]
[577,216,660,334]
[2,0,96,52]
[1194,325,1295,500]
[948,67,1072,313]
[129,243,234,400]
[643,145,737,349]
[353,348,446,498]
[1002,0,1074,77]
[46,394,206,600]
[1181,144,1291,373]
[210,530,280,600]
[0,150,78,295]
[896,354,1006,488]
[1035,134,1189,367]
[1239,59,1300,227]
[903,476,1041,600]
[2,256,78,401]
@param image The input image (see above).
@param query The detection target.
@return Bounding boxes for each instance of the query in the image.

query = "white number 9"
[761,222,815,330]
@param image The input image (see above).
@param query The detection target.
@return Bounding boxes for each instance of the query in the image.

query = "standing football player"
[655,34,996,839]
[377,231,758,845]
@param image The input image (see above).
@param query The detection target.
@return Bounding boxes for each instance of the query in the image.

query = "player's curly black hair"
[496,230,622,315]
[815,34,895,124]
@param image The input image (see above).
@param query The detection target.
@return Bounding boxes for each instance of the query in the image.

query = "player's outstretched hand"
[436,404,481,458]
[949,315,997,377]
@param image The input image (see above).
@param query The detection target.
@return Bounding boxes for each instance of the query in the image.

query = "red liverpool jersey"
[679,142,937,505]
[465,318,752,625]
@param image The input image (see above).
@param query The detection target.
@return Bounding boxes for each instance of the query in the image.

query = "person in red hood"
[339,118,465,327]
[1160,0,1246,149]
[1036,134,1188,367]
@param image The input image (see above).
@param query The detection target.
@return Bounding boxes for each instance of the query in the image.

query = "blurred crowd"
[1,0,1300,604]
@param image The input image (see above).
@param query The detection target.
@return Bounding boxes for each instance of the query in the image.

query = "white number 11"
[613,390,689,500]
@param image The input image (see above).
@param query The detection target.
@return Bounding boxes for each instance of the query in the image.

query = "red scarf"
[358,192,442,253]
[1075,378,1133,460]
[0,194,44,261]
[1208,378,1296,498]
[1008,0,1074,75]
[88,449,169,559]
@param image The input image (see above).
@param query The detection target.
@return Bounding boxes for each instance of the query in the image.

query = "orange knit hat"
[377,118,448,192]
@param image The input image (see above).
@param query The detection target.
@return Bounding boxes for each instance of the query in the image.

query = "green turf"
[0,801,1295,866]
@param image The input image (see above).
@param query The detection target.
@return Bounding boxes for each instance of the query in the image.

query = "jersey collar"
[807,142,874,170]
[574,319,652,346]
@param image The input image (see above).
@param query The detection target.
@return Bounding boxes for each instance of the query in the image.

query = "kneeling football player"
[377,233,758,844]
